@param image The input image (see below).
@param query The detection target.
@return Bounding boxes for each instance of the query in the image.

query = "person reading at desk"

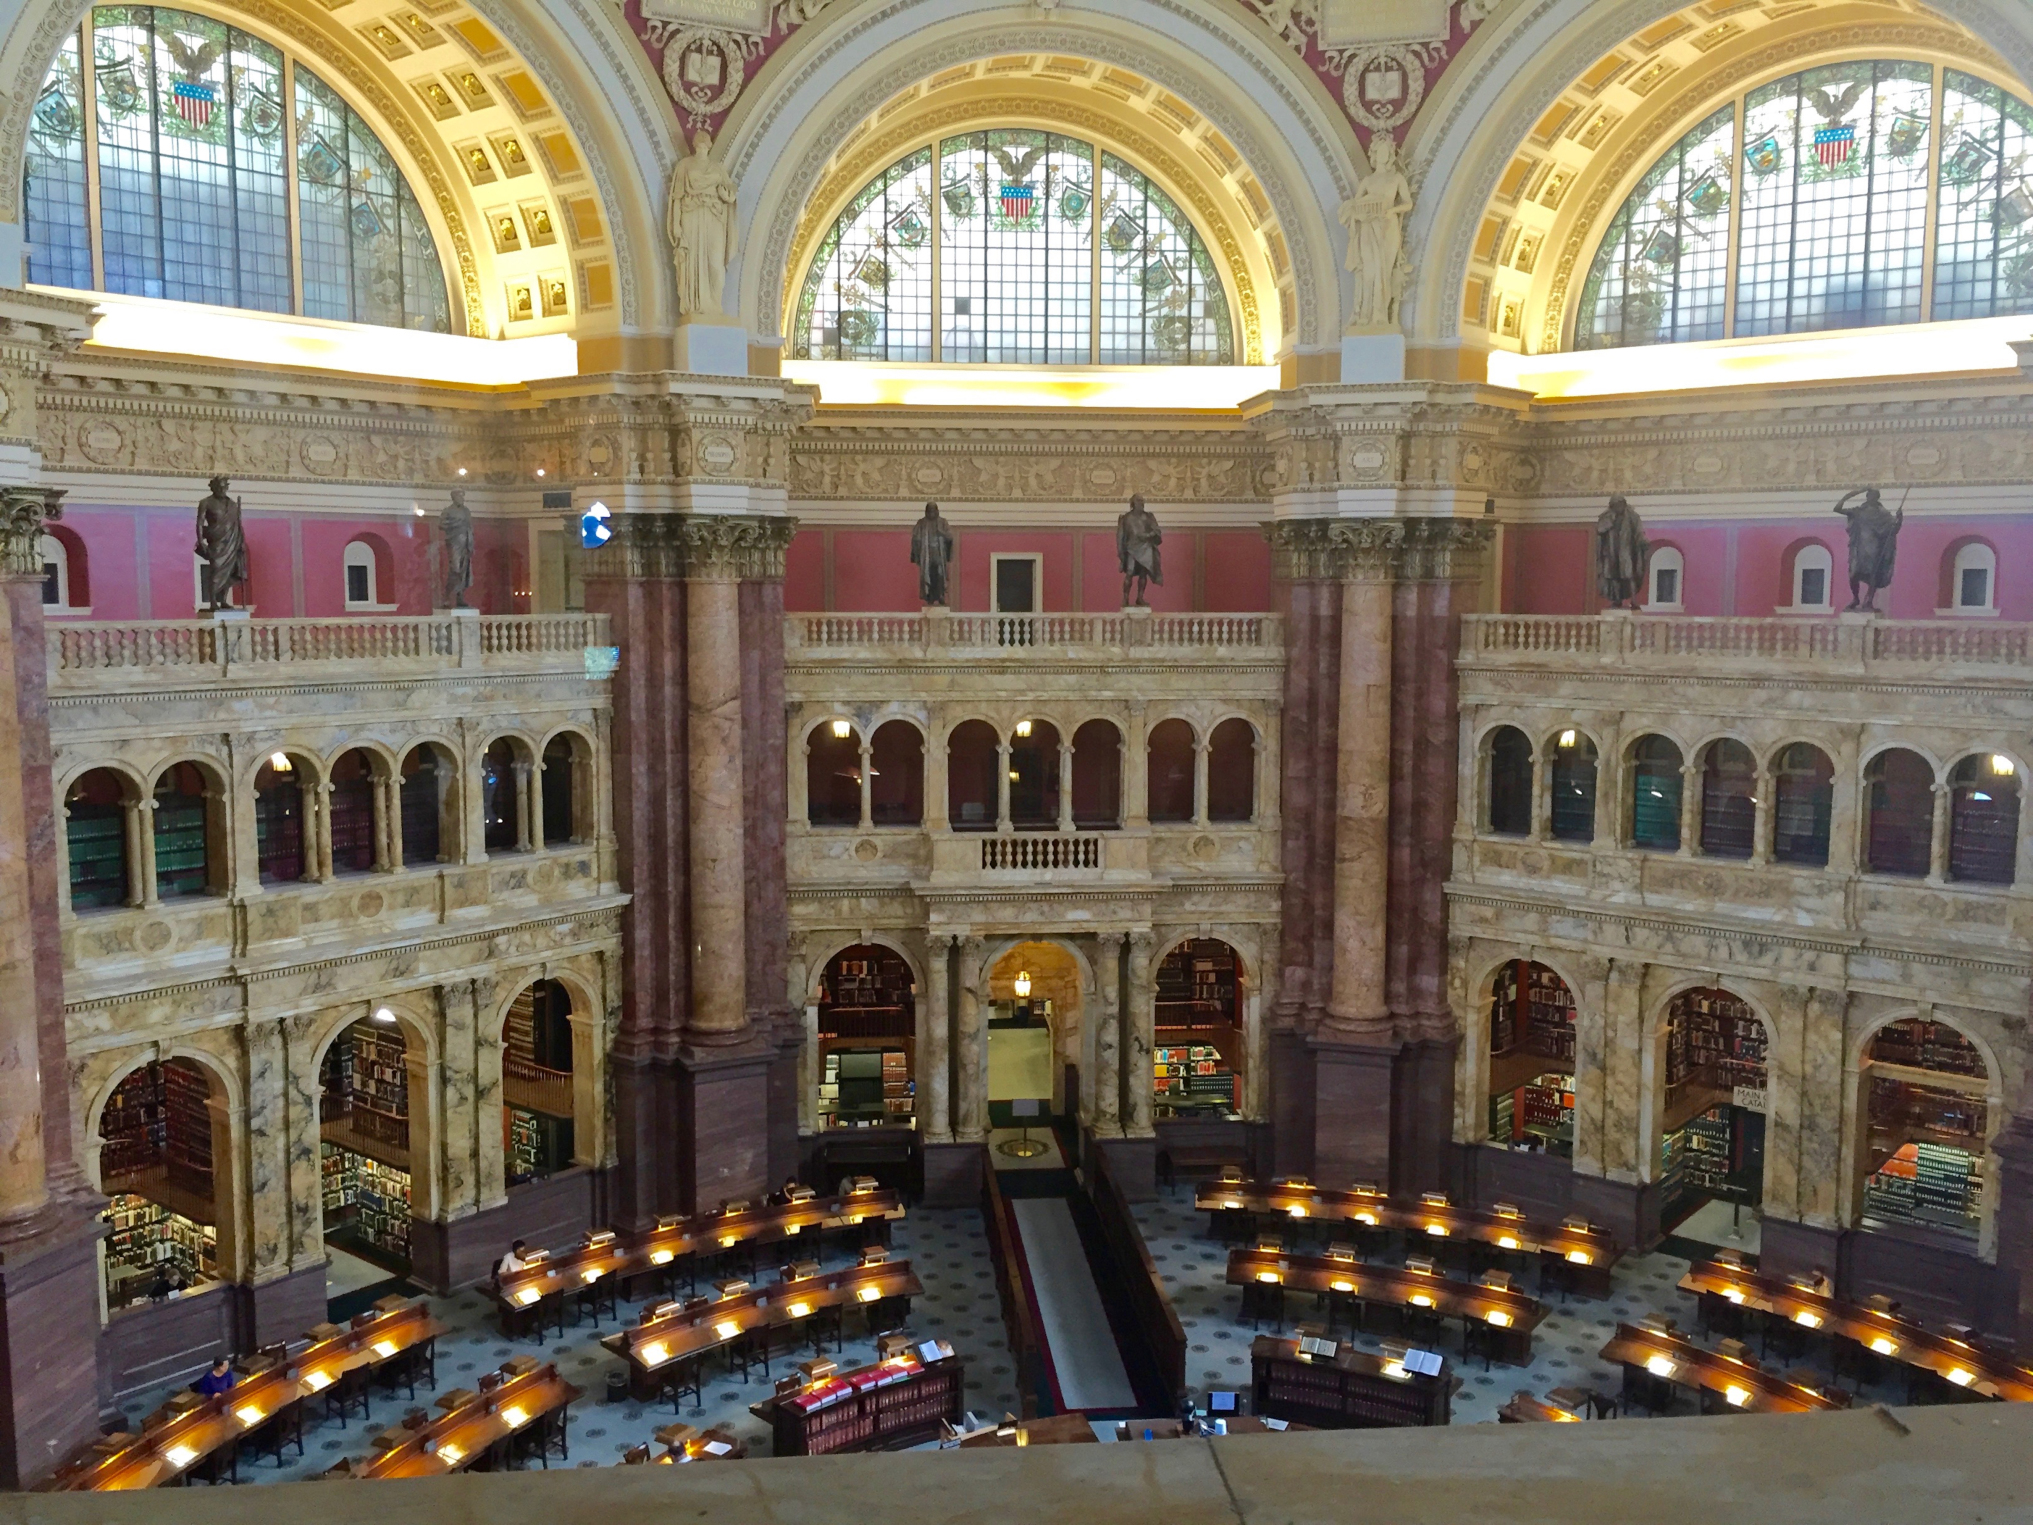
[498,1239,532,1280]
[766,1176,800,1207]
[192,1358,237,1398]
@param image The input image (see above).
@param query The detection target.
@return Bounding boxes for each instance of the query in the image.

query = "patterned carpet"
[109,1207,1023,1482]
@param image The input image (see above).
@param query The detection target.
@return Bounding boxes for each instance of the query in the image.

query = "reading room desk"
[1600,1323,1848,1415]
[1227,1247,1547,1365]
[346,1362,581,1478]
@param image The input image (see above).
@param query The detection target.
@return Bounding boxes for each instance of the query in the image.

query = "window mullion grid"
[1724,98,1744,337]
[282,57,303,315]
[929,140,942,363]
[80,18,106,292]
[147,12,166,295]
[224,28,240,311]
[1918,62,1944,322]
[1089,142,1100,364]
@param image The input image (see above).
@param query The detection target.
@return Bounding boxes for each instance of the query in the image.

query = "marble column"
[925,716,950,830]
[921,938,952,1143]
[1677,761,1703,856]
[996,739,1012,831]
[954,937,986,1143]
[1124,929,1156,1137]
[1092,932,1123,1137]
[513,760,535,853]
[1749,764,1774,867]
[1058,739,1075,832]
[858,737,874,831]
[686,572,749,1040]
[1326,569,1394,1033]
[1927,780,1952,883]
[1192,737,1211,827]
[0,496,51,1224]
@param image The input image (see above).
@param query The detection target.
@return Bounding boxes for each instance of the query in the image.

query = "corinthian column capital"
[0,486,62,580]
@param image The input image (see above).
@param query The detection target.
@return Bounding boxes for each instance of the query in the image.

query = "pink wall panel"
[1202,530,1275,611]
[831,530,919,611]
[1077,530,1193,611]
[1506,524,1594,614]
[471,517,528,614]
[56,509,139,619]
[1645,525,1728,615]
[299,516,433,615]
[240,516,296,615]
[784,529,825,612]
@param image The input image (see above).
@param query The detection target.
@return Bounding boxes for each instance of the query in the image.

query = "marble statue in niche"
[1833,487,1904,611]
[195,474,249,610]
[441,487,474,609]
[1117,493,1164,606]
[1593,494,1647,610]
[1338,130,1413,329]
[667,128,739,318]
[911,501,954,606]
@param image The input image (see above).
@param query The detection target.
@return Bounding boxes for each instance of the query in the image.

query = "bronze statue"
[194,475,249,610]
[1594,494,1648,610]
[909,501,954,607]
[1117,493,1163,607]
[1833,487,1905,612]
[441,488,474,609]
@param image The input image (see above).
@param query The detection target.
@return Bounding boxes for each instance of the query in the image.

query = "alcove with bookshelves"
[1485,960,1577,1158]
[97,1057,222,1309]
[318,1016,414,1269]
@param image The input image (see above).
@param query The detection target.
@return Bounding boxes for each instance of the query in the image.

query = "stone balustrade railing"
[1461,612,2033,675]
[789,610,1280,657]
[46,612,614,689]
[980,833,1104,871]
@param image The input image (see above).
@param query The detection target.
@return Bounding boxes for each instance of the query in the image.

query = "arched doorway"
[320,1012,415,1277]
[503,980,576,1182]
[1484,961,1577,1157]
[987,941,1081,1123]
[98,1057,229,1310]
[1658,987,1769,1242]
[1860,1018,1988,1242]
[1152,939,1245,1122]
[815,944,917,1131]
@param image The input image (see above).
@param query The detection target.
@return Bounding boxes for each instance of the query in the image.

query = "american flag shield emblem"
[1814,125,1855,168]
[171,78,215,128]
[999,183,1035,221]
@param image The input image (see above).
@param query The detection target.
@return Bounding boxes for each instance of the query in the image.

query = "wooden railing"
[1463,612,2033,674]
[47,612,612,687]
[981,1163,1048,1420]
[502,1056,574,1120]
[1085,1147,1187,1406]
[790,610,1280,656]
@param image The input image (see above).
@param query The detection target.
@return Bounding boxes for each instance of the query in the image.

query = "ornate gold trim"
[782,93,1267,365]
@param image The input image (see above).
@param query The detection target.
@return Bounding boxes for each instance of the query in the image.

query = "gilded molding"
[790,424,1272,502]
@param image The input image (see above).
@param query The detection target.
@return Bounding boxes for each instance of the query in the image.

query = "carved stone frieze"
[789,425,1273,503]
[1265,514,1490,582]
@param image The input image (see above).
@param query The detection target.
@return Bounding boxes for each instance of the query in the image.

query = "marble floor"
[1128,1191,1931,1422]
[110,1208,1024,1482]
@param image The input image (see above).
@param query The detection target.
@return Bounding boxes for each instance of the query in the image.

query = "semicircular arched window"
[793,129,1234,366]
[26,6,450,331]
[1575,61,2033,349]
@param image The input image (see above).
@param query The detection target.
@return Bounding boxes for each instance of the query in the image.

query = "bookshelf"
[1153,1042,1238,1119]
[161,1061,214,1196]
[100,1064,167,1183]
[1665,988,1766,1092]
[508,1106,575,1179]
[153,765,212,899]
[324,1023,411,1151]
[1487,962,1576,1152]
[329,773,376,873]
[103,1191,217,1308]
[1155,940,1239,1031]
[65,797,126,909]
[321,1142,412,1261]
[1155,941,1243,1118]
[819,949,915,1041]
[819,1045,914,1130]
[1869,1019,1985,1078]
[1867,1142,1982,1236]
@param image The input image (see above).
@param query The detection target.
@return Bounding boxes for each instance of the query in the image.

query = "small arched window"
[1207,718,1256,823]
[1008,719,1062,829]
[1790,544,1834,612]
[1487,726,1533,836]
[869,721,924,827]
[481,739,523,853]
[1549,730,1598,843]
[1699,739,1756,858]
[329,749,377,874]
[343,542,379,609]
[1772,743,1834,866]
[254,754,307,884]
[1630,736,1684,850]
[65,768,130,910]
[807,723,862,828]
[946,720,1000,831]
[399,744,445,865]
[1865,748,1936,877]
[1070,719,1122,829]
[1948,753,2019,884]
[541,736,578,844]
[1147,719,1197,823]
[1645,547,1684,610]
[1951,542,1997,613]
[152,761,216,898]
[39,534,71,609]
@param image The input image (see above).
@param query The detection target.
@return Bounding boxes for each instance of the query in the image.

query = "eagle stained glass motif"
[25,5,449,330]
[794,129,1234,366]
[1576,60,2033,349]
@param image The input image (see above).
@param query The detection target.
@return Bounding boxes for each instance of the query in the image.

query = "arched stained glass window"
[794,129,1234,366]
[1576,62,2033,349]
[24,5,450,332]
